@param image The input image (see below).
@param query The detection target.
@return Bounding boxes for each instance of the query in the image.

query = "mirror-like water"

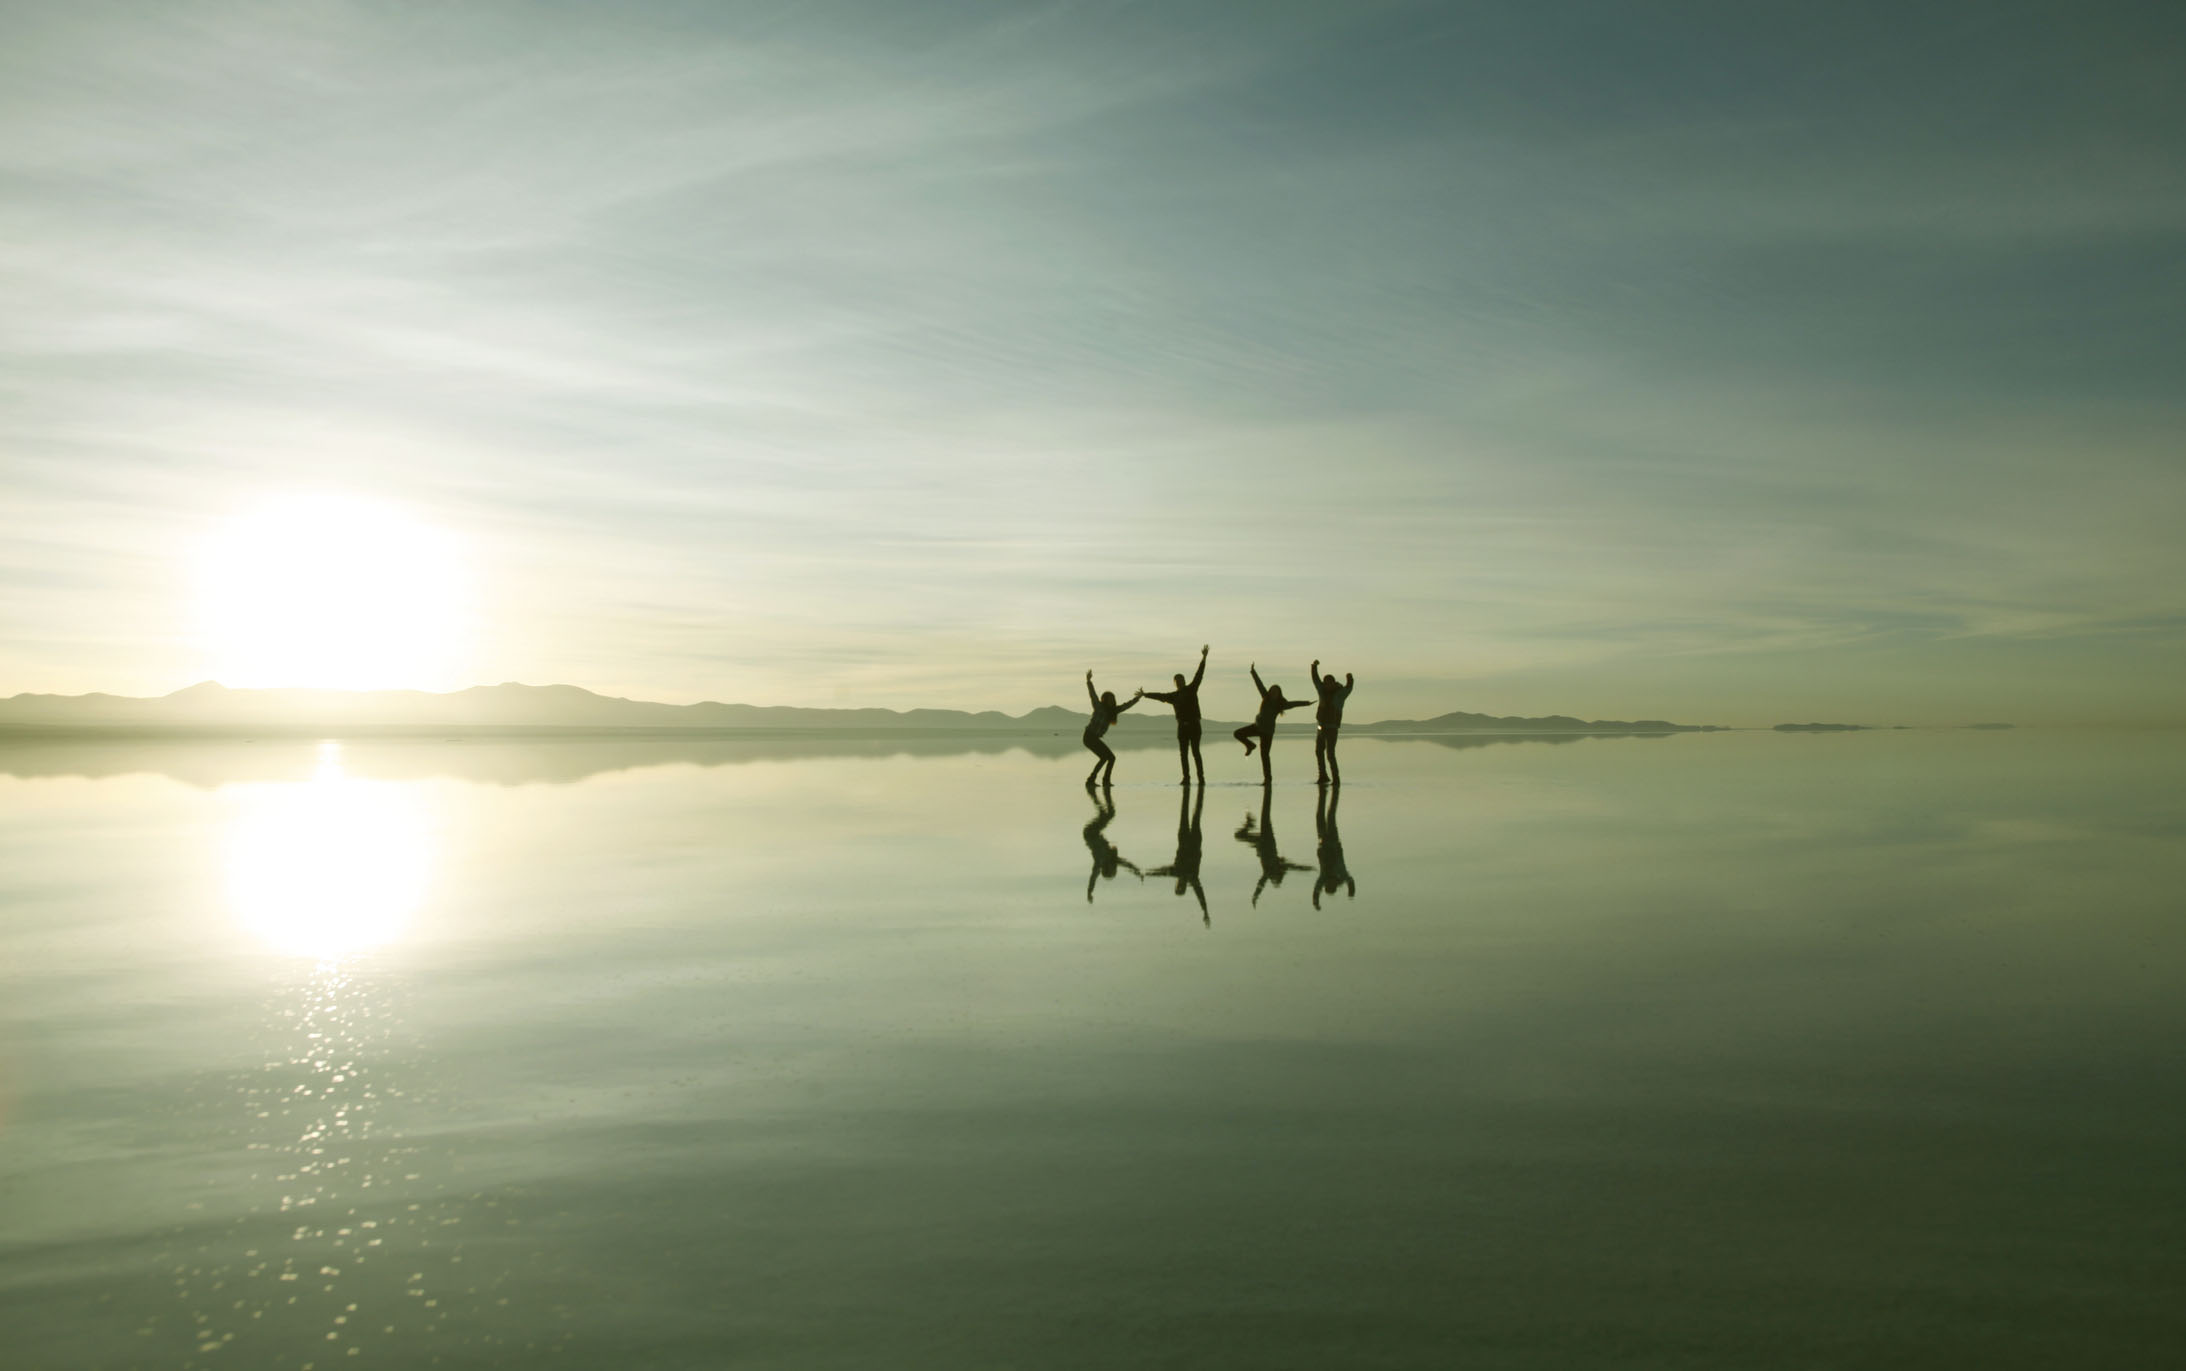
[2,731,2181,1368]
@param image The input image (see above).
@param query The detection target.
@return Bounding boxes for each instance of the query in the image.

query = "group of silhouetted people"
[1084,647,1355,789]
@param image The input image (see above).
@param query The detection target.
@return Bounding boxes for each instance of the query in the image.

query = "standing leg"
[1188,731,1205,786]
[1326,727,1340,786]
[1314,729,1330,784]
[1258,725,1274,786]
[1176,732,1191,784]
[1086,736,1114,788]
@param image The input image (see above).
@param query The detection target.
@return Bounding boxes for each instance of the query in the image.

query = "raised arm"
[1342,673,1356,700]
[1250,663,1268,698]
[1189,645,1208,690]
[1085,670,1099,710]
[1311,659,1324,691]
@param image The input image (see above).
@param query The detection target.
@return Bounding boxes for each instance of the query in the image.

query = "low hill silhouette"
[0,682,1717,737]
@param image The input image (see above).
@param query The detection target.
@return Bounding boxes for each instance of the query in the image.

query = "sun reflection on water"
[227,742,434,960]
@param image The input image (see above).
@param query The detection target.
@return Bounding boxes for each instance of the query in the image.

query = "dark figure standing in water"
[1312,782,1356,910]
[1232,663,1310,786]
[1083,670,1143,789]
[1146,784,1209,925]
[1143,644,1210,786]
[1083,789,1142,902]
[1234,787,1313,907]
[1309,659,1357,786]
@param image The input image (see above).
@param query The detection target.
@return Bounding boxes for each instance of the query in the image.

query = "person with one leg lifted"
[1232,663,1310,787]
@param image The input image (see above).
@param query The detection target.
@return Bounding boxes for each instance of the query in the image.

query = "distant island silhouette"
[0,682,1727,738]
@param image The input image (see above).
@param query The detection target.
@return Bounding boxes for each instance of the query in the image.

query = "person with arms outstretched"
[1232,663,1310,786]
[1146,784,1209,925]
[1143,644,1210,786]
[1309,659,1357,785]
[1082,669,1143,789]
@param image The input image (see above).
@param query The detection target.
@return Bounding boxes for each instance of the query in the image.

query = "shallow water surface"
[2,730,2182,1368]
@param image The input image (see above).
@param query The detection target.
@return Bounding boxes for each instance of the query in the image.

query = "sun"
[198,494,470,691]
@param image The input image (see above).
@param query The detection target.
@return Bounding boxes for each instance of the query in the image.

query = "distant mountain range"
[0,682,1722,736]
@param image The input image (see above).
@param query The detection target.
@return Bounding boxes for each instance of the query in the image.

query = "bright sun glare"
[228,743,434,961]
[198,494,469,691]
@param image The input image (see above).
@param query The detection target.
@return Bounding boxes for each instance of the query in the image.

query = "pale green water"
[1,731,2181,1368]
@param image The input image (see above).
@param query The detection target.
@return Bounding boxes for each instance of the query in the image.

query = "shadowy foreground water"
[1,731,2181,1368]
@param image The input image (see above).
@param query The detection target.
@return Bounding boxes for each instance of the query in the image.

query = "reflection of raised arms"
[1250,663,1268,699]
[1191,644,1208,690]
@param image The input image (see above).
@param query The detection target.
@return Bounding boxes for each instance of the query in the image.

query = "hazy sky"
[4,1,2181,724]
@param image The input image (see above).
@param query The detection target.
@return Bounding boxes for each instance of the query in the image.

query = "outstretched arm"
[1250,663,1268,698]
[1190,645,1208,690]
[1144,688,1178,703]
[1116,689,1144,714]
[1279,697,1312,713]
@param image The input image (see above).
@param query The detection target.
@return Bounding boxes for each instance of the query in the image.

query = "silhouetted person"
[1083,789,1142,902]
[1143,644,1210,786]
[1312,782,1356,910]
[1232,663,1310,786]
[1234,787,1313,907]
[1309,659,1357,786]
[1145,784,1209,925]
[1082,669,1143,789]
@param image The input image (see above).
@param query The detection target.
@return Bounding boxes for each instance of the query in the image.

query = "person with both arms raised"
[1309,659,1357,786]
[1232,663,1310,787]
[1142,644,1210,786]
[1081,669,1143,789]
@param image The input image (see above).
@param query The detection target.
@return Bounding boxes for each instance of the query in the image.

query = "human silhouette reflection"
[1142,644,1210,786]
[1082,669,1144,789]
[1231,663,1311,787]
[1312,783,1356,909]
[1083,789,1143,902]
[1233,788,1312,907]
[1145,784,1209,924]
